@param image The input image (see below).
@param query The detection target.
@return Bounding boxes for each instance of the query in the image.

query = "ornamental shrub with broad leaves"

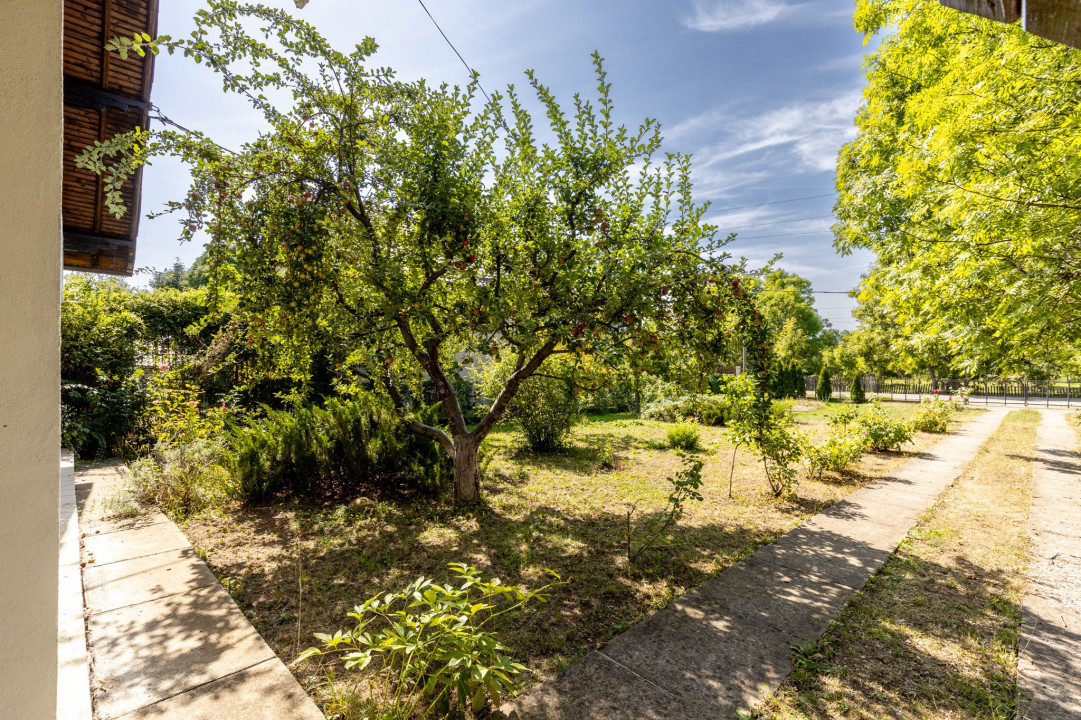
[81,2,772,503]
[295,563,562,718]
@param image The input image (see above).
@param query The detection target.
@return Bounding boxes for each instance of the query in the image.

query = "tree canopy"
[836,0,1081,376]
[752,269,834,374]
[86,2,773,502]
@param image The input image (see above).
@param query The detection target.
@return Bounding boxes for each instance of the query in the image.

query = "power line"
[708,193,833,214]
[715,214,834,231]
[415,0,493,104]
[729,229,835,241]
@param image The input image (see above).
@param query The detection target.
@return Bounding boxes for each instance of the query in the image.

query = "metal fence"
[805,375,1080,407]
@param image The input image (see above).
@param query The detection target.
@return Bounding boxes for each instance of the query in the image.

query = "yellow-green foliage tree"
[836,0,1081,374]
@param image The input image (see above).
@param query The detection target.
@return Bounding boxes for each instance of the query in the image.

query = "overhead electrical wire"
[714,214,834,231]
[708,193,832,214]
[415,0,494,104]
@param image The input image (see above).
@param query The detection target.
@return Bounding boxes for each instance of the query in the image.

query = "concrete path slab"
[83,547,217,614]
[120,659,324,720]
[501,409,1008,719]
[1016,410,1081,720]
[82,521,191,568]
[75,464,325,720]
[90,583,277,718]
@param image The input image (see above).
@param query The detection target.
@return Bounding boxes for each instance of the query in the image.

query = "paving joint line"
[84,544,192,569]
[113,658,274,719]
[87,579,221,617]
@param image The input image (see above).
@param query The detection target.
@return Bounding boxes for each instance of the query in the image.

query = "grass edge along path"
[755,409,1039,720]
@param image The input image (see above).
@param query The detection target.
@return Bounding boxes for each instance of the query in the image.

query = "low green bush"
[667,422,701,451]
[770,398,796,417]
[804,431,867,480]
[755,412,805,497]
[61,277,150,459]
[597,438,616,470]
[910,397,951,433]
[228,393,451,502]
[511,374,578,452]
[296,564,561,718]
[128,440,231,519]
[643,393,728,425]
[856,402,913,451]
[478,355,578,451]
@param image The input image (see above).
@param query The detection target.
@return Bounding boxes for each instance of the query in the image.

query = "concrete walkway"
[1016,410,1081,720]
[75,465,324,720]
[501,409,1009,720]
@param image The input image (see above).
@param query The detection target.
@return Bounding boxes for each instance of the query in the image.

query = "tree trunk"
[633,370,642,417]
[928,364,938,391]
[452,435,481,504]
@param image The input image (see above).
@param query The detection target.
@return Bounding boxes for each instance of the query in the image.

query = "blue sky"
[136,0,876,331]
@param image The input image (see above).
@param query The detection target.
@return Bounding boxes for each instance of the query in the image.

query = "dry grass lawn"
[755,409,1038,720]
[177,400,983,716]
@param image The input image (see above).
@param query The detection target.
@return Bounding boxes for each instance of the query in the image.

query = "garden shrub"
[804,431,867,480]
[754,412,805,497]
[910,397,951,433]
[296,563,561,718]
[850,375,867,404]
[815,367,832,402]
[642,396,692,422]
[856,401,913,451]
[828,406,861,431]
[667,422,701,451]
[643,393,728,425]
[597,438,616,470]
[695,394,728,425]
[770,398,796,417]
[511,373,578,451]
[229,393,451,501]
[147,371,230,446]
[478,355,578,451]
[128,440,231,519]
[61,277,149,459]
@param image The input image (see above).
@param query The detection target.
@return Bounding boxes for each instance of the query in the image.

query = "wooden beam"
[939,0,1020,24]
[939,0,1081,49]
[63,230,136,276]
[1026,0,1081,49]
[64,77,149,113]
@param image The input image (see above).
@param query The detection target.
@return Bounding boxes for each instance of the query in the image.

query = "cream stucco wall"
[0,2,63,719]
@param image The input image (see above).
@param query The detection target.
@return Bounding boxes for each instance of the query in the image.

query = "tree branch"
[472,340,557,439]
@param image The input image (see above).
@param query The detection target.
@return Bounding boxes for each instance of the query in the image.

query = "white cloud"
[692,89,862,174]
[681,0,799,32]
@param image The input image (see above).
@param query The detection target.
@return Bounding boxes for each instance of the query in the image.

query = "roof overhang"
[63,0,160,276]
[939,0,1081,49]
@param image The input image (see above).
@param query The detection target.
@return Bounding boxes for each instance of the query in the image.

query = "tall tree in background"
[754,269,833,373]
[836,0,1081,375]
[85,2,772,503]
